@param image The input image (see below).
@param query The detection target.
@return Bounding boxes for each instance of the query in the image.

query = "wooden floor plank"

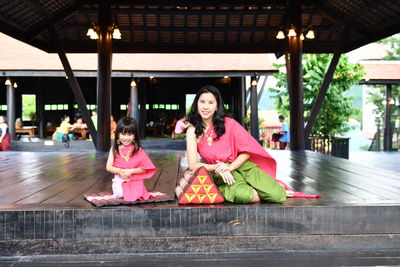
[153,158,180,197]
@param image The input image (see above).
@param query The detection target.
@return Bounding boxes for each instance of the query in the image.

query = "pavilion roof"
[361,60,400,83]
[0,0,399,54]
[0,33,275,72]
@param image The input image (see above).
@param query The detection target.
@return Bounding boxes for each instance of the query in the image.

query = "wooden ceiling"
[0,0,399,53]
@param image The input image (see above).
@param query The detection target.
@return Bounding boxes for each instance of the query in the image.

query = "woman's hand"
[219,170,235,185]
[215,161,230,173]
[215,162,234,185]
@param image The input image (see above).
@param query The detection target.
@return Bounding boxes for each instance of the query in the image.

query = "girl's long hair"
[113,116,141,156]
[187,85,226,139]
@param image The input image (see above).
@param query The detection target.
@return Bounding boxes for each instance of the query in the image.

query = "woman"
[186,85,288,204]
[171,114,189,139]
[0,115,11,151]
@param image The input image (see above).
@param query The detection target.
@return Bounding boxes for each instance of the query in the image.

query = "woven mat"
[83,191,172,207]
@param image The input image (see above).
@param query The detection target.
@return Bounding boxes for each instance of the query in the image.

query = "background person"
[277,115,290,150]
[52,115,76,141]
[110,115,117,140]
[0,115,11,151]
[171,114,189,139]
[271,115,290,150]
[91,109,98,130]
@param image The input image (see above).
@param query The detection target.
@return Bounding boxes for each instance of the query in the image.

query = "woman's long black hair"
[113,116,141,156]
[187,85,226,139]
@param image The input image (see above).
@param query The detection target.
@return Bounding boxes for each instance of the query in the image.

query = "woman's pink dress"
[198,117,320,198]
[113,145,156,201]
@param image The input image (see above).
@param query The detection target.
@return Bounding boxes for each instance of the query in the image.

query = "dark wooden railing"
[306,136,350,159]
[258,128,350,159]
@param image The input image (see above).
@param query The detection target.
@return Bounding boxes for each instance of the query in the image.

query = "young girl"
[106,117,156,201]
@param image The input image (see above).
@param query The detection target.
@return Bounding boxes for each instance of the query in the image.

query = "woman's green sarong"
[213,160,286,204]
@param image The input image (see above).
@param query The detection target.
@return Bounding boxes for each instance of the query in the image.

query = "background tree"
[378,34,400,60]
[269,54,365,137]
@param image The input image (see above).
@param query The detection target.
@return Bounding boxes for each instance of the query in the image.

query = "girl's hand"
[119,169,131,180]
[124,169,136,178]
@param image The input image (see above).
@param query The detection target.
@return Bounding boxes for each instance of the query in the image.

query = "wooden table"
[15,126,37,139]
[72,128,89,140]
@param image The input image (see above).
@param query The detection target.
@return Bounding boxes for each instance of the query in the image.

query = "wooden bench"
[15,126,37,139]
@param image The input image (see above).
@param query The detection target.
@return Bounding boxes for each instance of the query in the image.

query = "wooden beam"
[49,26,98,148]
[304,34,345,139]
[309,0,371,41]
[96,0,112,152]
[344,17,400,53]
[20,0,52,18]
[82,8,289,16]
[109,0,288,6]
[66,25,330,32]
[0,14,27,33]
[346,0,388,20]
[27,1,84,40]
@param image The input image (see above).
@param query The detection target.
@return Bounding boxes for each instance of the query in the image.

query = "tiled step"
[1,205,400,255]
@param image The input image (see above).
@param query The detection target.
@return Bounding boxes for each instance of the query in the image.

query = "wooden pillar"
[96,0,112,152]
[384,84,393,151]
[36,78,46,139]
[250,76,259,140]
[139,79,148,138]
[130,80,139,122]
[6,81,15,140]
[237,77,246,126]
[287,0,305,150]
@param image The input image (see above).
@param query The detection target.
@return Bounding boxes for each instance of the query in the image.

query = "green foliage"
[244,114,264,133]
[22,94,36,121]
[269,54,365,137]
[367,85,400,127]
[378,34,400,60]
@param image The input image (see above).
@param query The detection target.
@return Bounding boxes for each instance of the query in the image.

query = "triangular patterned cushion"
[175,166,224,204]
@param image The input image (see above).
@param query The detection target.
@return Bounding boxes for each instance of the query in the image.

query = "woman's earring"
[117,139,121,145]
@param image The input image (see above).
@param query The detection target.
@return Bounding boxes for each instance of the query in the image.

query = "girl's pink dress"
[113,145,156,201]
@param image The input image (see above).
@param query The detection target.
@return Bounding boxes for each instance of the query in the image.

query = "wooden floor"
[0,150,399,210]
[0,151,182,209]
